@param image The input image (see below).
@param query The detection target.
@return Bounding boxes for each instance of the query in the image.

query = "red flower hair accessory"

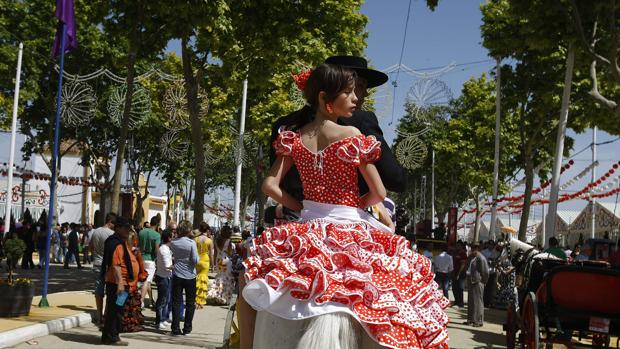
[292,69,312,92]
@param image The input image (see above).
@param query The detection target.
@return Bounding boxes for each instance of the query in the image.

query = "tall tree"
[567,0,620,128]
[0,0,125,222]
[105,0,169,214]
[434,75,515,242]
[162,0,368,227]
[480,0,602,240]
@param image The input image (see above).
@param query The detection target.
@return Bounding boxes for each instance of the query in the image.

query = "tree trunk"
[181,36,206,229]
[165,182,171,223]
[518,158,535,242]
[241,194,251,230]
[98,189,107,227]
[134,195,144,225]
[110,43,138,214]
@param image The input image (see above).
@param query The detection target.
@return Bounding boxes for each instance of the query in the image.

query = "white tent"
[567,201,620,245]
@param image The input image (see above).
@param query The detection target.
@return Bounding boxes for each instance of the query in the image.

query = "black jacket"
[269,109,407,202]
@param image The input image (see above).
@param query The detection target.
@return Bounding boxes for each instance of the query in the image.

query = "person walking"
[466,243,489,327]
[35,223,48,269]
[90,213,116,327]
[64,223,82,269]
[50,226,61,264]
[433,245,454,299]
[19,221,35,269]
[59,224,69,264]
[169,220,199,336]
[155,230,173,330]
[194,222,213,308]
[100,217,139,346]
[138,216,161,308]
[451,240,468,307]
[82,224,92,264]
[206,225,234,305]
[121,228,145,333]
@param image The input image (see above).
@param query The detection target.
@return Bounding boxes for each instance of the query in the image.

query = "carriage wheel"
[506,301,517,349]
[521,292,539,349]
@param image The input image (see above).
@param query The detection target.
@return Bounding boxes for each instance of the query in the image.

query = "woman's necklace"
[305,119,328,139]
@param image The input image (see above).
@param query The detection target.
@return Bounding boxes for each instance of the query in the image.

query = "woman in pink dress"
[242,64,449,349]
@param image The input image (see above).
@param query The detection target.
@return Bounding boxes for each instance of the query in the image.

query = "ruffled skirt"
[196,258,210,305]
[243,201,450,349]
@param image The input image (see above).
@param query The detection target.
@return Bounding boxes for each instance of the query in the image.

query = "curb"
[0,312,92,348]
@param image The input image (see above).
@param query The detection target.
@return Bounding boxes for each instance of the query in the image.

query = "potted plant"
[0,236,35,317]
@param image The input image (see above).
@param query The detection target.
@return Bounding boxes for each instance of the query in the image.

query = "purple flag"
[51,0,77,58]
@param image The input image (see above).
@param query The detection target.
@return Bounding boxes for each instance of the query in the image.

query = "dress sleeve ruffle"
[336,135,382,166]
[272,127,297,157]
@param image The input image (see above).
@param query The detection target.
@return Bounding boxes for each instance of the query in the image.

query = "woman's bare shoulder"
[337,125,361,138]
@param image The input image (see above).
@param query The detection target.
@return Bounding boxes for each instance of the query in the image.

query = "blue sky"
[360,0,619,218]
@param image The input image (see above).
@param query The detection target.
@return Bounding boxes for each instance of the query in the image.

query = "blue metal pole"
[39,23,67,308]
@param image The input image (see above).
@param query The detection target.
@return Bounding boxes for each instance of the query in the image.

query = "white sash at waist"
[300,200,393,234]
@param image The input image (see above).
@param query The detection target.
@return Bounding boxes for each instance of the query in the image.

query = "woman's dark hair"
[287,63,356,130]
[161,230,172,244]
[217,225,232,250]
[242,230,251,240]
[199,222,210,233]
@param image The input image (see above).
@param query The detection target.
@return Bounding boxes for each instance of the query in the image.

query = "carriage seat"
[536,266,620,316]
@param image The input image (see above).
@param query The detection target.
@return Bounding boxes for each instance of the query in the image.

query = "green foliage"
[394,75,518,237]
[4,237,26,263]
[480,0,619,135]
[394,74,520,241]
[4,237,26,284]
[480,0,603,240]
[0,0,369,224]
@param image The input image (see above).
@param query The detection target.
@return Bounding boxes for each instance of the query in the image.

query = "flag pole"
[3,43,23,236]
[39,23,67,308]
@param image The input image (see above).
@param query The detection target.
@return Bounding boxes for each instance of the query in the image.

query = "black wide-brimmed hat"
[325,55,388,88]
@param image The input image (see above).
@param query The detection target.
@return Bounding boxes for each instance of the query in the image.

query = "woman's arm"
[262,155,303,212]
[209,240,214,265]
[358,162,387,208]
[163,247,173,270]
[375,202,395,232]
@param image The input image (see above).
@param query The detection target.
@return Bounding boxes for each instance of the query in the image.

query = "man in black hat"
[266,55,406,221]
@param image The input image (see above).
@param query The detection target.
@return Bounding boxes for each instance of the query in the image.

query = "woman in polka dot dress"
[242,64,449,349]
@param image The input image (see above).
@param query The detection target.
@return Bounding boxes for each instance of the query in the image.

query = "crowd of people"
[0,216,95,270]
[413,236,517,328]
[0,212,253,347]
[93,214,253,345]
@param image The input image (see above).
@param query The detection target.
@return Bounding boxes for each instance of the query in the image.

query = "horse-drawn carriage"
[504,238,620,348]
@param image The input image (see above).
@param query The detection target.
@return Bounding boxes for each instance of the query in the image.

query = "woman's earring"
[326,103,334,114]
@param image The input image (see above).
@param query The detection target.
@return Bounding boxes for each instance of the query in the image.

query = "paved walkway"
[2,290,229,349]
[2,287,509,348]
[444,304,507,349]
[3,256,509,348]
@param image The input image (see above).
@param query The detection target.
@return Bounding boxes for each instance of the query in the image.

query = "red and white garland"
[458,160,620,223]
[0,164,111,190]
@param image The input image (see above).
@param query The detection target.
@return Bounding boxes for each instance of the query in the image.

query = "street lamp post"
[233,76,248,227]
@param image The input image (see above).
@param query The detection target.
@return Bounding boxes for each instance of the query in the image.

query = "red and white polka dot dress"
[244,131,450,349]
